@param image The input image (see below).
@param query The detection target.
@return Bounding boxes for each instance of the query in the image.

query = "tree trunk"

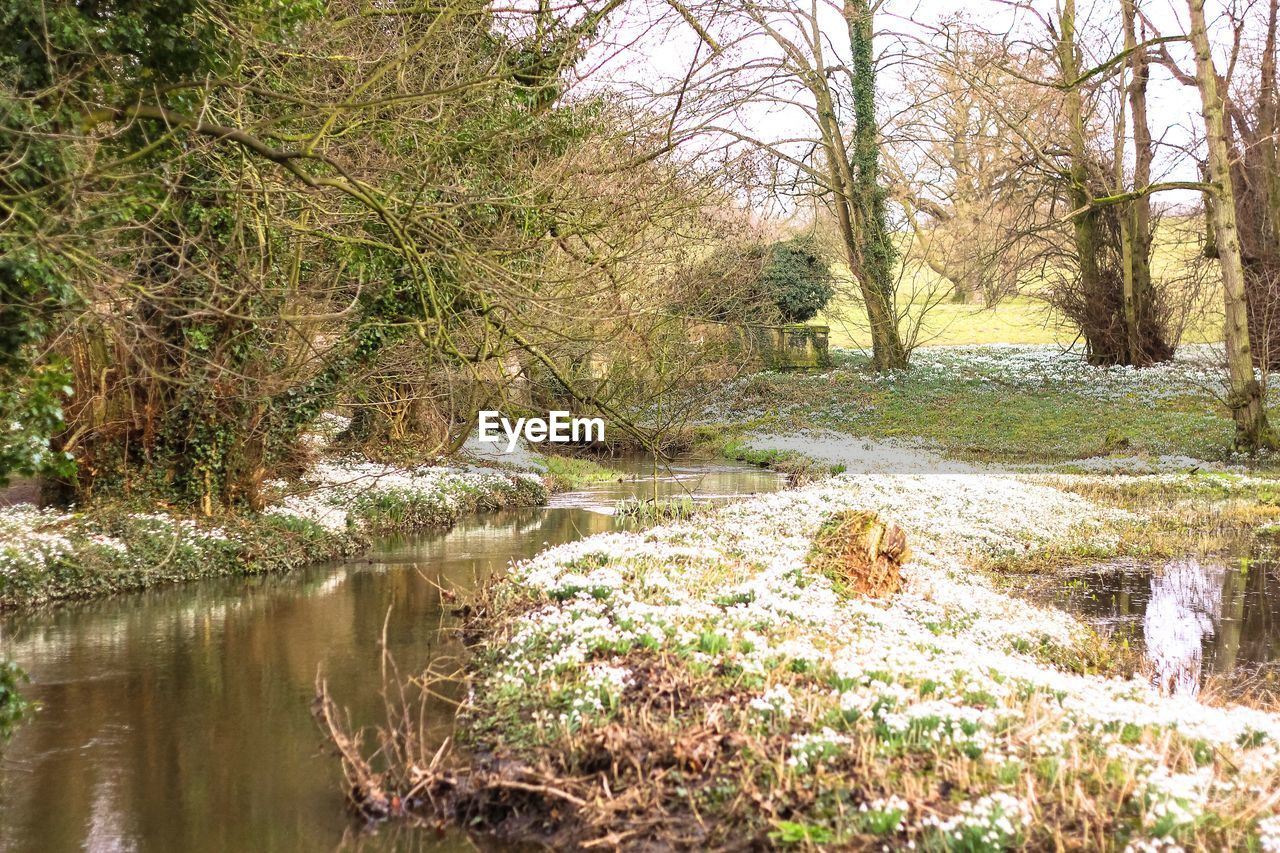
[899,196,978,304]
[1187,0,1276,449]
[1240,0,1280,368]
[1121,0,1171,366]
[844,0,908,370]
[1057,0,1114,364]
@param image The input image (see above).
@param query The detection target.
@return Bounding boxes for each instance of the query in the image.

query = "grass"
[316,343,1280,849]
[0,463,548,609]
[323,467,1280,850]
[822,294,1070,349]
[613,495,700,522]
[0,505,362,609]
[721,437,846,485]
[823,294,1225,351]
[717,346,1259,466]
[819,221,1223,350]
[541,453,625,490]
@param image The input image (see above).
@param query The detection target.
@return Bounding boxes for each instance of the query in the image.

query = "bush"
[759,236,834,323]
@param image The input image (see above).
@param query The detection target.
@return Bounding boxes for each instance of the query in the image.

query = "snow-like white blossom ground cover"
[267,456,546,534]
[451,433,1280,850]
[865,344,1233,402]
[0,455,547,608]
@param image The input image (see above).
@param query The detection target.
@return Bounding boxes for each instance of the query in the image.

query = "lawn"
[822,294,1225,350]
[822,294,1074,349]
[818,222,1224,350]
[711,344,1261,466]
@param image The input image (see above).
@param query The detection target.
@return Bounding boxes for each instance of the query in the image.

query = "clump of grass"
[722,438,844,486]
[613,495,700,522]
[541,454,625,490]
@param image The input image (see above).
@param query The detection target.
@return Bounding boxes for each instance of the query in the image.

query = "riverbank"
[0,450,607,609]
[342,434,1280,850]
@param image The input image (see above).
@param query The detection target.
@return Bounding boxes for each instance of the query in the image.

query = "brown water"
[0,458,782,852]
[1048,540,1280,696]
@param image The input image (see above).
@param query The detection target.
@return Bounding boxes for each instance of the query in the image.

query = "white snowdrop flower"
[1257,815,1280,852]
[787,727,851,770]
[750,685,796,719]
[1140,768,1212,838]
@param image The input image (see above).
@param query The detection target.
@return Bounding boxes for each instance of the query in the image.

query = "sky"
[555,0,1269,217]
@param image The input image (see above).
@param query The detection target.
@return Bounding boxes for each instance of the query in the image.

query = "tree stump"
[808,510,910,598]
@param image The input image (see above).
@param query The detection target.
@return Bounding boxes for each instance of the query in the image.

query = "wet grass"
[613,495,700,522]
[978,472,1280,593]
[720,437,845,486]
[541,453,625,490]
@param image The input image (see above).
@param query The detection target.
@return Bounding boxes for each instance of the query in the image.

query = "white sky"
[558,0,1268,217]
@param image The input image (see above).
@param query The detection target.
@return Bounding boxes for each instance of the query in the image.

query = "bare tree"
[885,23,1060,306]
[657,0,912,368]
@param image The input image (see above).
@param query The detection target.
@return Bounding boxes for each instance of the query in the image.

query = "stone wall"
[751,324,832,370]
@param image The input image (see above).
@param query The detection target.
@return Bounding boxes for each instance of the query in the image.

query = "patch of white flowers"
[1258,815,1280,852]
[858,795,910,834]
[920,791,1031,849]
[1,444,547,591]
[1141,767,1212,839]
[265,456,546,533]
[865,344,1231,404]
[787,727,852,770]
[0,503,231,583]
[481,434,1280,847]
[751,684,796,720]
[0,505,80,578]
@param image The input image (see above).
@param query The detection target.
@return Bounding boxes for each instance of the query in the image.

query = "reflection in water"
[1054,546,1280,696]
[0,457,782,853]
[1143,559,1224,696]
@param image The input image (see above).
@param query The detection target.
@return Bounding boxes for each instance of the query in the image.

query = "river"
[0,458,783,852]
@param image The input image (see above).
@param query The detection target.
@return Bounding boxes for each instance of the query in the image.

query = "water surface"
[1048,543,1280,695]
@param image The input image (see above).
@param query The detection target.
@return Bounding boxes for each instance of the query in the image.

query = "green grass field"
[818,223,1224,349]
[820,292,1225,350]
[821,295,1069,348]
